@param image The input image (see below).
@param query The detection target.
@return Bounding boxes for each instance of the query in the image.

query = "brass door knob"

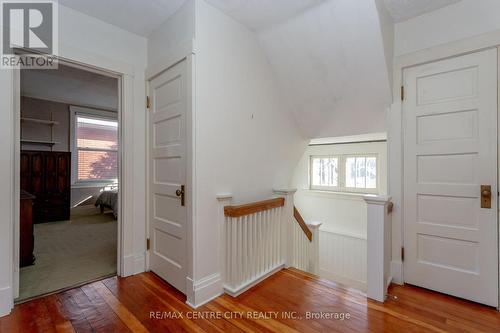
[175,185,185,206]
[481,185,492,209]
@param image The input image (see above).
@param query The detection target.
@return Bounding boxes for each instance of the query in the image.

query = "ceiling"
[57,0,464,37]
[58,0,186,36]
[258,0,392,138]
[21,65,119,111]
[383,0,462,22]
[205,0,325,31]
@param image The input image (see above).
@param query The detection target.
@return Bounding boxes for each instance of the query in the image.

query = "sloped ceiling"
[205,0,326,31]
[257,0,392,138]
[59,0,187,36]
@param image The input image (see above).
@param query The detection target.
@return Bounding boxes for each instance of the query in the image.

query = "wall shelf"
[21,139,59,145]
[21,117,59,125]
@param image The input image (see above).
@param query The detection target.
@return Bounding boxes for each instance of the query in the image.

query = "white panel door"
[403,49,498,307]
[149,60,187,294]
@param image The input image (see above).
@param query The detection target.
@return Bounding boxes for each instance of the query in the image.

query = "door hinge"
[401,86,405,101]
[401,247,405,262]
[146,96,151,109]
[146,238,150,251]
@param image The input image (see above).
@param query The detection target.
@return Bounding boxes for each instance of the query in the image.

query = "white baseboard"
[0,286,13,318]
[133,253,146,274]
[186,273,223,309]
[391,260,403,284]
[122,253,146,277]
[224,263,284,297]
[319,269,367,292]
[122,254,135,277]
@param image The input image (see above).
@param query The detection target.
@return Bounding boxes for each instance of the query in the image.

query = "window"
[310,155,378,193]
[75,115,118,182]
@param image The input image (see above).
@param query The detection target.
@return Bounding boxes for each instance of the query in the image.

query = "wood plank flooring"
[1,268,500,332]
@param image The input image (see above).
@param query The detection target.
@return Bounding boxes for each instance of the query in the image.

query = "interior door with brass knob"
[403,49,498,307]
[148,59,188,294]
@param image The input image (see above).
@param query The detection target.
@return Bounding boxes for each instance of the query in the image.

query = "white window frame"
[69,106,118,186]
[310,153,379,194]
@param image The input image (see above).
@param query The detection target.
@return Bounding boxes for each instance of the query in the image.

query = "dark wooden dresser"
[20,151,71,223]
[20,190,35,267]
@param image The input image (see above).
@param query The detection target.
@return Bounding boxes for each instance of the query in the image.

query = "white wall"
[192,0,307,300]
[395,0,500,56]
[147,0,195,69]
[375,0,394,91]
[0,4,147,316]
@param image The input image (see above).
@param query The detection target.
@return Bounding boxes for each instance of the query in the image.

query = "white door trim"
[9,54,131,312]
[390,30,500,310]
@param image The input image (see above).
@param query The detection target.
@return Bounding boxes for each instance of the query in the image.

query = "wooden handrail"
[293,207,312,242]
[224,198,285,218]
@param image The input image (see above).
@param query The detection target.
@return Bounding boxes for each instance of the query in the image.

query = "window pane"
[311,157,338,187]
[78,150,118,181]
[77,116,118,150]
[346,157,356,188]
[312,158,321,186]
[366,157,377,188]
[346,156,377,190]
[356,157,366,188]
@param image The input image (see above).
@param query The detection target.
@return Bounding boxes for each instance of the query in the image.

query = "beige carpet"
[18,206,117,301]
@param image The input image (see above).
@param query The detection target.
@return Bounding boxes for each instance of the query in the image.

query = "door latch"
[176,185,185,206]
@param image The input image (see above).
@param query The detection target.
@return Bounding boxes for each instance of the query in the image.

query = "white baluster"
[276,208,280,265]
[243,215,248,283]
[251,214,254,279]
[232,216,237,288]
[272,209,276,265]
[266,210,274,271]
[226,217,231,286]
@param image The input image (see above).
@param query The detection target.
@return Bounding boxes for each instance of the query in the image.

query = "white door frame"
[11,54,128,302]
[390,31,500,309]
[145,41,195,306]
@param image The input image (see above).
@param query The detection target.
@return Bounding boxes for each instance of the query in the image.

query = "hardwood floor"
[1,268,500,332]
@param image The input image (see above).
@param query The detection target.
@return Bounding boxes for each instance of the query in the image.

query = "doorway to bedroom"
[17,63,120,302]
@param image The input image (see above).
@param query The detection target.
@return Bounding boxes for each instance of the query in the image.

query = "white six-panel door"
[149,60,188,294]
[403,49,498,307]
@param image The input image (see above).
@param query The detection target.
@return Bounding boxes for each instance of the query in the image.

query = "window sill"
[299,189,377,201]
[72,181,116,189]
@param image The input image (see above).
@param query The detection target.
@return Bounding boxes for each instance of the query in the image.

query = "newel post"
[363,195,392,302]
[273,188,297,268]
[216,194,232,287]
[306,221,322,275]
